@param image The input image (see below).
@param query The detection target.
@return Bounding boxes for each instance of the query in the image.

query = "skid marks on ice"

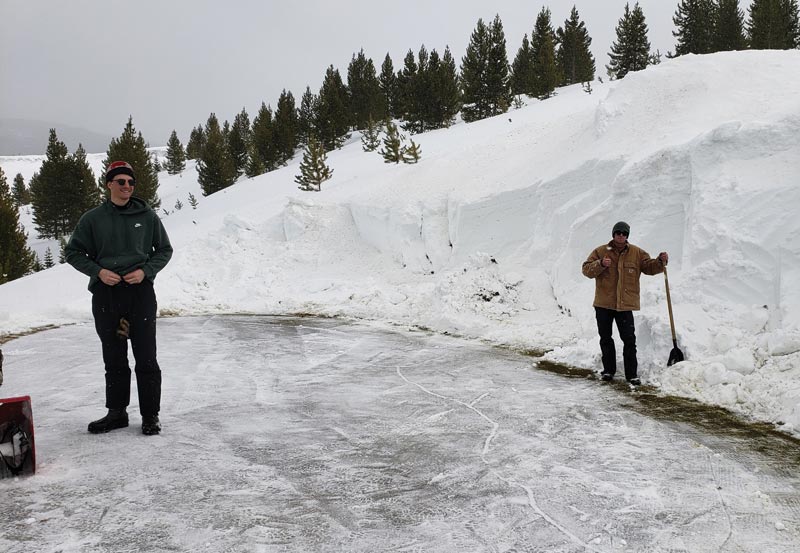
[395,366,606,553]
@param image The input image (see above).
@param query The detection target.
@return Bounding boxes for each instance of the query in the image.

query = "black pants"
[594,306,638,380]
[91,280,161,416]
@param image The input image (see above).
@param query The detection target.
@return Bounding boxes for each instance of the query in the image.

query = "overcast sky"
[1,0,753,148]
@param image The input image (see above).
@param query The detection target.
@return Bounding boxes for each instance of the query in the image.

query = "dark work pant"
[594,306,638,380]
[91,280,161,416]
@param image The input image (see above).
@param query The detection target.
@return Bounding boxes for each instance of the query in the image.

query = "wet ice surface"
[1,316,799,552]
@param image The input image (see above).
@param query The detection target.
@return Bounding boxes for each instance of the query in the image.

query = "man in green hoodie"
[66,161,172,435]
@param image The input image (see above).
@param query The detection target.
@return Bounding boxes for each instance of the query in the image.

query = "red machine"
[0,396,35,478]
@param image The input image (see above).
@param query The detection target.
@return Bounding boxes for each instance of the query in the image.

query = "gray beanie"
[612,221,630,236]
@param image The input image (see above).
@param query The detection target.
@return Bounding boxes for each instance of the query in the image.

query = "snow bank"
[2,51,799,434]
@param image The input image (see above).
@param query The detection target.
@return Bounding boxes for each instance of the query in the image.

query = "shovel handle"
[664,265,678,342]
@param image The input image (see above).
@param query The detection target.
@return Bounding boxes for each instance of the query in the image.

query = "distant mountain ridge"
[0,118,114,155]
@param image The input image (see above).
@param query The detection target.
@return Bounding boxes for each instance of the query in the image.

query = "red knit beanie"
[105,161,135,182]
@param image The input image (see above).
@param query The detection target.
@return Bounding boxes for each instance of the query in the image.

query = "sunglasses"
[614,230,629,237]
[112,178,135,186]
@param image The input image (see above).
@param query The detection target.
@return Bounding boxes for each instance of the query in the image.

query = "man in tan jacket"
[582,221,668,385]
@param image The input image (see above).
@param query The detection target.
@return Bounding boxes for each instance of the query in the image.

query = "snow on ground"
[2,50,799,436]
[1,317,798,552]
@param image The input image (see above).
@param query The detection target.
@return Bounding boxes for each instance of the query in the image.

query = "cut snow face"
[1,50,799,435]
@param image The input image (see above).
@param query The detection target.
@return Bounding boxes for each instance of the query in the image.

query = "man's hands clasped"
[98,268,145,285]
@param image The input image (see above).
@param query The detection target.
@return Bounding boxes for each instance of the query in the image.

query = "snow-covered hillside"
[2,50,799,435]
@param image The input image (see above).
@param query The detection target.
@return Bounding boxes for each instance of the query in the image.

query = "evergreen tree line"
[158,0,800,196]
[672,0,800,56]
[4,0,799,283]
[0,165,37,283]
[12,117,161,243]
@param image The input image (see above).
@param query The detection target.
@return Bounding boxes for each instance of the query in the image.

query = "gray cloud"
[1,1,746,150]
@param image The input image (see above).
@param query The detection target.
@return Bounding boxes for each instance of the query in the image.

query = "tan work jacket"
[582,241,664,311]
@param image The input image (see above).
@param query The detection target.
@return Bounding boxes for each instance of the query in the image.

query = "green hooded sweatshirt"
[65,197,173,291]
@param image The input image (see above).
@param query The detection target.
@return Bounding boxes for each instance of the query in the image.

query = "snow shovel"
[663,265,684,366]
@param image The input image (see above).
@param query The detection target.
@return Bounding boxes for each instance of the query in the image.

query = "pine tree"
[228,108,251,177]
[71,144,103,207]
[423,47,461,130]
[361,116,382,151]
[222,119,231,151]
[30,129,69,239]
[347,49,386,130]
[297,86,317,147]
[784,0,800,47]
[461,16,511,122]
[59,237,68,263]
[460,19,490,122]
[30,131,99,239]
[188,192,198,209]
[101,116,161,208]
[244,144,267,178]
[510,34,536,96]
[248,102,278,177]
[747,0,800,49]
[486,15,513,114]
[714,0,747,51]
[273,90,299,165]
[435,47,462,127]
[379,53,399,118]
[0,165,36,283]
[395,49,418,126]
[186,125,206,160]
[556,6,596,86]
[530,7,560,99]
[402,139,422,164]
[673,0,716,56]
[197,113,237,196]
[607,3,653,80]
[43,247,54,269]
[12,173,29,207]
[316,66,351,150]
[174,198,183,211]
[165,130,187,174]
[295,137,333,192]
[402,45,430,133]
[380,121,404,164]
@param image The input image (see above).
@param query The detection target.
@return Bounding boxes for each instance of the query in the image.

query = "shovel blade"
[667,347,685,366]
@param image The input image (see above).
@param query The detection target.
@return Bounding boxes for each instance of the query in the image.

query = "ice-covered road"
[1,316,798,552]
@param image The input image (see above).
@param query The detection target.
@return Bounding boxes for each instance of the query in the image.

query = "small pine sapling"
[379,121,404,164]
[361,116,382,152]
[295,137,333,192]
[402,139,422,164]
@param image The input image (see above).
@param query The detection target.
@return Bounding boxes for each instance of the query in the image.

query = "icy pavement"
[1,316,798,552]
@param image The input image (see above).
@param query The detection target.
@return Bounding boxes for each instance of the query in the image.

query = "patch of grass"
[528,357,800,463]
[535,359,595,379]
[0,325,62,345]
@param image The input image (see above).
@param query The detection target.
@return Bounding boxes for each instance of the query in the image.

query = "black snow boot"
[600,372,613,382]
[141,415,161,436]
[88,408,129,434]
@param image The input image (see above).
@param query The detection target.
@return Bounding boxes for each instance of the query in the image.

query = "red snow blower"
[0,396,36,478]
